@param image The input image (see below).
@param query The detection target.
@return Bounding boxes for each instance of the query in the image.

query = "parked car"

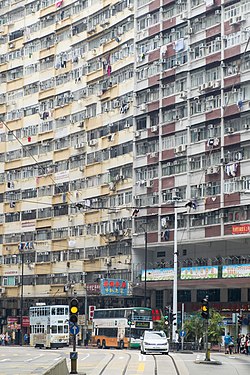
[140,330,169,355]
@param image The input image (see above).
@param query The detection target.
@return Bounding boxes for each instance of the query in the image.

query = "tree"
[183,309,224,348]
[207,309,224,345]
[184,313,204,348]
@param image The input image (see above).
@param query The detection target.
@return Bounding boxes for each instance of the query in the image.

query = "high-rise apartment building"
[0,0,250,334]
[0,0,136,332]
[132,0,250,316]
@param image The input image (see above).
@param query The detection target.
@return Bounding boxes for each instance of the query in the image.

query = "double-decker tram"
[29,305,69,349]
[92,307,153,349]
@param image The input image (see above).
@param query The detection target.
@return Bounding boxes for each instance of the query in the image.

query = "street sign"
[70,351,78,360]
[70,325,79,335]
[180,330,186,337]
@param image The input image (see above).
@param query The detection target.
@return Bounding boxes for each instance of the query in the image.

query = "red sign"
[88,305,95,321]
[22,316,30,327]
[232,224,250,235]
[7,317,18,324]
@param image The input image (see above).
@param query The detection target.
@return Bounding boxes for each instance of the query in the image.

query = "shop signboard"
[100,279,128,296]
[222,264,250,278]
[180,266,219,280]
[232,224,250,234]
[141,268,174,281]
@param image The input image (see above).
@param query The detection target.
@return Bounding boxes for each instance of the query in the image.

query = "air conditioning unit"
[135,131,140,138]
[106,257,112,266]
[215,10,221,15]
[74,142,85,149]
[226,127,234,134]
[244,124,249,130]
[149,152,156,158]
[87,26,96,33]
[88,139,97,146]
[206,167,213,175]
[175,144,186,153]
[146,180,152,188]
[139,103,147,111]
[0,287,6,294]
[151,125,158,132]
[180,91,187,99]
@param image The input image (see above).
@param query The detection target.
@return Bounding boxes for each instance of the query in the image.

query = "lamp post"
[172,202,178,341]
[19,250,24,346]
[144,231,148,307]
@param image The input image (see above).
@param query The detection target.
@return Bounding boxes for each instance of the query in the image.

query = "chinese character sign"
[100,279,128,296]
[180,266,218,280]
[222,264,250,278]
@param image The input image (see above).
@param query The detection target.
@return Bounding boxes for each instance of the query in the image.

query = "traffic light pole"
[69,298,79,374]
[70,333,78,374]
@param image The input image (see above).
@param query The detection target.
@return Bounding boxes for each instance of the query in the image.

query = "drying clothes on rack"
[225,163,238,177]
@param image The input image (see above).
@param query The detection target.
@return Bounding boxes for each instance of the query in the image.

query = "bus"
[29,305,69,349]
[92,307,153,349]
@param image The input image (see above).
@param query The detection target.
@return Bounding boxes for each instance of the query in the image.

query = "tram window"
[58,326,63,333]
[51,326,57,334]
[52,308,56,315]
[64,325,68,333]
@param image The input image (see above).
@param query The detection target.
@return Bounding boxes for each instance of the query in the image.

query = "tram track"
[97,351,131,375]
[97,350,180,375]
[152,353,181,375]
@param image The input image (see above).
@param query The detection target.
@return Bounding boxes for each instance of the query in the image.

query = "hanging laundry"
[55,0,63,8]
[225,163,238,177]
[163,228,170,241]
[160,45,167,56]
[28,136,31,142]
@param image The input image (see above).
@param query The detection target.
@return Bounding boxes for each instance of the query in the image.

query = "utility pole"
[144,231,148,307]
[172,203,178,341]
[19,250,24,346]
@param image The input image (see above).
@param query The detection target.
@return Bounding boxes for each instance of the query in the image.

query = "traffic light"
[237,314,243,325]
[171,313,177,326]
[164,306,169,325]
[69,298,79,324]
[127,314,132,326]
[201,298,209,319]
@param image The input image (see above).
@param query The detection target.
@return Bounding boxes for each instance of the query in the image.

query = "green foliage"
[183,309,224,346]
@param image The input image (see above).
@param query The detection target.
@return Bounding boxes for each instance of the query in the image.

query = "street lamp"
[144,231,148,307]
[19,249,24,346]
[172,203,178,341]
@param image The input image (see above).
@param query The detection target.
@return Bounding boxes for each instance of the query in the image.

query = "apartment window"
[54,204,68,216]
[36,230,51,241]
[21,210,36,221]
[197,289,220,302]
[178,290,191,303]
[5,212,20,222]
[37,208,52,219]
[206,181,221,196]
[157,251,166,258]
[136,117,147,130]
[228,288,241,302]
[155,290,164,309]
[22,189,37,199]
